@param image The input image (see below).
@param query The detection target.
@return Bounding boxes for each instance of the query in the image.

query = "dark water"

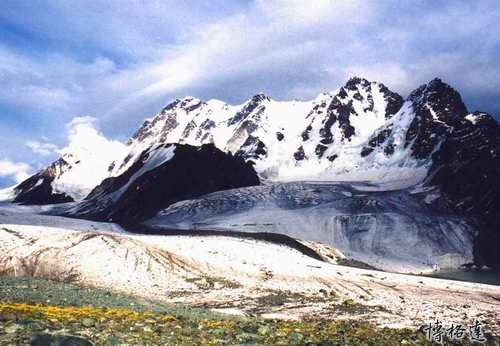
[427,270,500,286]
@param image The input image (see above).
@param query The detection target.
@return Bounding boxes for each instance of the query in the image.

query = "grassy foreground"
[0,276,479,345]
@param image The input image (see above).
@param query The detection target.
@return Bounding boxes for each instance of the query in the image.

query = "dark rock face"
[315,144,328,158]
[227,93,269,126]
[319,95,355,145]
[225,96,267,154]
[301,125,312,141]
[71,143,260,223]
[327,154,338,162]
[195,119,216,142]
[379,83,404,119]
[183,98,203,113]
[360,146,373,158]
[405,78,468,159]
[294,146,306,161]
[236,136,268,160]
[161,99,182,112]
[128,100,180,144]
[14,158,74,205]
[181,120,197,139]
[360,127,393,158]
[424,111,500,269]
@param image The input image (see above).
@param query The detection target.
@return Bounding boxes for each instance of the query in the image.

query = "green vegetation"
[255,289,324,307]
[185,275,243,290]
[0,276,485,345]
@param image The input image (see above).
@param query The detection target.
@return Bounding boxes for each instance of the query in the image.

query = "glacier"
[146,182,475,273]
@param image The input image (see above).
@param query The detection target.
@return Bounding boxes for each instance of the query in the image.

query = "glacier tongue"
[146,182,475,273]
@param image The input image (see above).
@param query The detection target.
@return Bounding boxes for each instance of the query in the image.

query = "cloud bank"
[0,159,31,184]
[59,116,127,161]
[0,116,126,188]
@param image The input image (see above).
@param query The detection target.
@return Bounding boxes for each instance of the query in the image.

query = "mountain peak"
[158,96,204,114]
[422,78,461,98]
[410,77,456,98]
[344,76,371,90]
[250,92,271,103]
[403,78,469,160]
[427,77,445,87]
[409,77,468,118]
[178,97,204,112]
[160,98,182,113]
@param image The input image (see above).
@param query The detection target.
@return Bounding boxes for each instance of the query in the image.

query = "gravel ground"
[0,276,483,346]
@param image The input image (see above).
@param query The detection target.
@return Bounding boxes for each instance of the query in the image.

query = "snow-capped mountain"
[12,77,499,205]
[13,155,74,205]
[115,77,420,182]
[8,76,500,270]
[109,77,485,187]
[13,150,127,205]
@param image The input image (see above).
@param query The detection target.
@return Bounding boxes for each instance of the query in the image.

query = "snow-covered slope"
[0,187,15,202]
[114,77,422,182]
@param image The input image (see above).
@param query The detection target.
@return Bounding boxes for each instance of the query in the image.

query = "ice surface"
[147,182,475,273]
[0,202,124,234]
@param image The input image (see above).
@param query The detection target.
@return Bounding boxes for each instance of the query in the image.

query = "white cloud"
[59,116,127,159]
[0,159,32,183]
[46,116,129,200]
[26,141,60,157]
[3,116,127,190]
[255,0,372,27]
[99,0,379,117]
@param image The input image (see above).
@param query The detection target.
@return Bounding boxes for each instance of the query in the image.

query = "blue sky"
[0,0,499,187]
